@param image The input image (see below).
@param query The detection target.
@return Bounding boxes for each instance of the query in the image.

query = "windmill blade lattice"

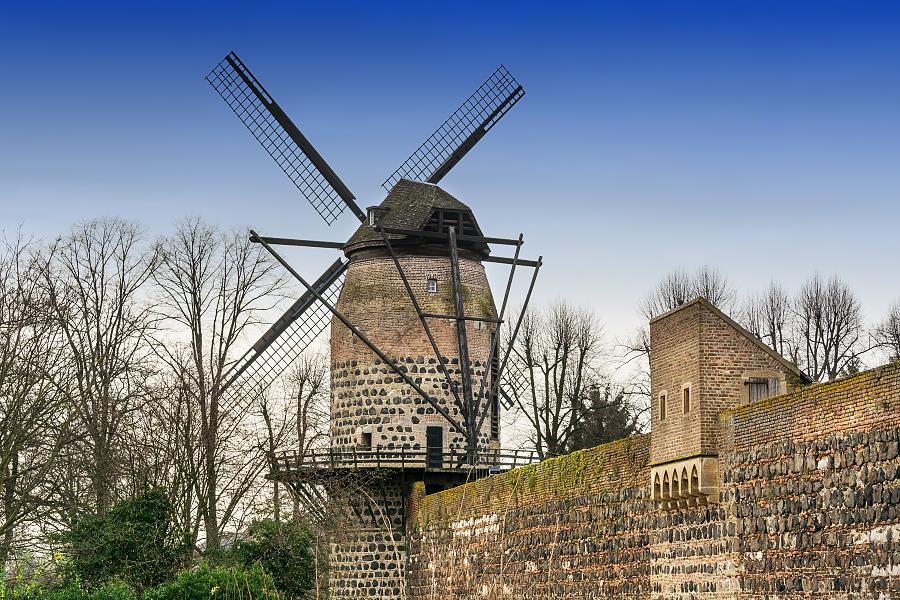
[382,65,524,190]
[499,352,531,410]
[221,260,347,399]
[207,52,363,225]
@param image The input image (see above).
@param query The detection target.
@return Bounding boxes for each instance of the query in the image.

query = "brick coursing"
[719,363,900,597]
[650,299,802,464]
[650,302,703,463]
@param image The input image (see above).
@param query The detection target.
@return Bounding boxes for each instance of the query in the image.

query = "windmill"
[206,50,543,597]
[206,51,538,463]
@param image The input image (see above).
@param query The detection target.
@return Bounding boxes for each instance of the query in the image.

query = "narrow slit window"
[659,393,667,421]
[683,387,691,413]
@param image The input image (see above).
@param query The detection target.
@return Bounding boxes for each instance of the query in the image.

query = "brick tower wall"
[649,301,702,464]
[330,252,498,455]
[649,299,801,464]
[696,303,804,455]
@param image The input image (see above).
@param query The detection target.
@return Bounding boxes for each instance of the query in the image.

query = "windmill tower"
[205,52,541,597]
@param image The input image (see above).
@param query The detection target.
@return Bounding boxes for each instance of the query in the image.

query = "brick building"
[648,297,812,507]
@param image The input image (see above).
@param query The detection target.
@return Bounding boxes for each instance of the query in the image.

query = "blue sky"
[2,0,899,345]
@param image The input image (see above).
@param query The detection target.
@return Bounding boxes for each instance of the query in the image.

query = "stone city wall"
[719,362,900,597]
[407,435,653,599]
[406,363,900,598]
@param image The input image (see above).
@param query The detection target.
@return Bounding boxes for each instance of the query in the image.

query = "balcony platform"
[270,447,543,485]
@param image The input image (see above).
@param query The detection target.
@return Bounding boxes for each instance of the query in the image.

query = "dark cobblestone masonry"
[407,363,900,599]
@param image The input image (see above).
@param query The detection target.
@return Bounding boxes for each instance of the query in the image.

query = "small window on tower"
[747,377,779,402]
[360,431,372,450]
[683,386,691,414]
[659,393,667,421]
[427,278,438,293]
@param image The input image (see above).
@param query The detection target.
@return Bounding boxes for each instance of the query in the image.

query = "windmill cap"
[343,179,489,257]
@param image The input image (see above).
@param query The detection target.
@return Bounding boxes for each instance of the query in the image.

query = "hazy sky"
[2,0,899,347]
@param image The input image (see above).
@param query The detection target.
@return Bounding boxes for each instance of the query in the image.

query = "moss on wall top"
[412,434,650,530]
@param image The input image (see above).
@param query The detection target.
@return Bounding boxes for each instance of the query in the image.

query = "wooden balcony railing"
[271,446,544,475]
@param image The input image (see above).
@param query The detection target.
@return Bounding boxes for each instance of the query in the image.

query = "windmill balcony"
[270,446,542,480]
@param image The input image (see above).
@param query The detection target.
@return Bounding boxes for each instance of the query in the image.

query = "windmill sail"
[221,259,347,397]
[383,65,524,190]
[206,52,366,225]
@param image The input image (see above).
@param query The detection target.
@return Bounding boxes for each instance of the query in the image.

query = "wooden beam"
[448,227,476,459]
[249,235,344,249]
[380,227,521,247]
[483,256,540,268]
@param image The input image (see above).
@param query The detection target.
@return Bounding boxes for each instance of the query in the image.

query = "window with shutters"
[747,377,780,402]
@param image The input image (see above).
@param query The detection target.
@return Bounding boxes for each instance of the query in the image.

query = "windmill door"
[426,426,444,469]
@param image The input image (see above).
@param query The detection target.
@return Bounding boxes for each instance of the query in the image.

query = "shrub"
[63,489,188,592]
[224,520,316,598]
[144,563,283,600]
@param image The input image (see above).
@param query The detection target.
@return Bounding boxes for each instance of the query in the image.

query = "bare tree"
[793,274,866,381]
[0,237,72,572]
[505,303,605,458]
[258,399,285,524]
[621,265,737,398]
[693,265,737,311]
[152,218,284,551]
[873,301,900,363]
[285,355,329,462]
[284,355,328,520]
[639,265,735,322]
[256,353,330,523]
[118,363,202,546]
[42,219,157,516]
[742,281,795,361]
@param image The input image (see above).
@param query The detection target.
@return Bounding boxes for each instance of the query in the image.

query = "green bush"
[63,489,188,592]
[223,520,316,598]
[144,563,283,600]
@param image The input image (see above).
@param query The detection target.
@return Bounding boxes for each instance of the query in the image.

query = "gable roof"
[650,296,812,383]
[344,179,485,252]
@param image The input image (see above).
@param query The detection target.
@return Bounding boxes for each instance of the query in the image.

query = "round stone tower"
[326,180,500,597]
[331,179,499,459]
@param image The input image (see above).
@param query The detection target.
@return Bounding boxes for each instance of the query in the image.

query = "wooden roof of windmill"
[344,179,489,255]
